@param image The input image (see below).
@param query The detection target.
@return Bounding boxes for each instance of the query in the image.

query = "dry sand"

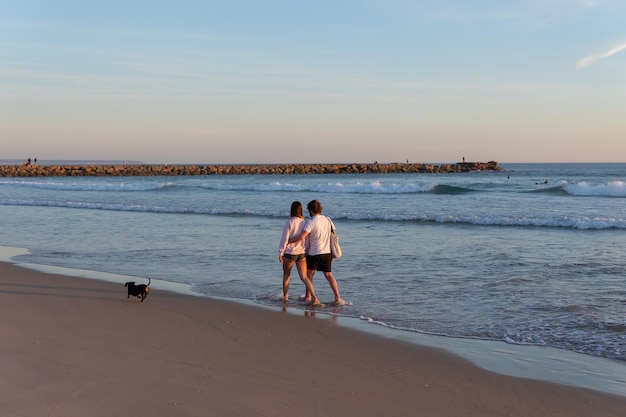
[1,261,624,417]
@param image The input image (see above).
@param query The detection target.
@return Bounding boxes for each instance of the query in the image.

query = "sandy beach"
[1,261,624,417]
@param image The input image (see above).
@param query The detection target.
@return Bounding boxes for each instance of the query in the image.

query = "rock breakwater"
[0,161,503,177]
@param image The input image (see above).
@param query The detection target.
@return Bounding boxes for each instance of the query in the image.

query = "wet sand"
[0,261,624,417]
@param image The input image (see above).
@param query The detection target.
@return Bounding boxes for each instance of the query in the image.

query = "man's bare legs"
[323,271,343,305]
[304,268,344,306]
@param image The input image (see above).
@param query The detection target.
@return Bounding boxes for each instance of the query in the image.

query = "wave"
[10,177,623,197]
[2,198,625,229]
[563,181,626,197]
[346,213,626,230]
[0,198,259,217]
[3,175,625,198]
[199,181,478,194]
[430,184,476,194]
[1,178,472,195]
[526,181,626,198]
[529,184,570,195]
[198,180,438,194]
[0,179,175,192]
[530,180,626,197]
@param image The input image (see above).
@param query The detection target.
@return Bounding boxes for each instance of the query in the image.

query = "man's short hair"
[307,200,323,215]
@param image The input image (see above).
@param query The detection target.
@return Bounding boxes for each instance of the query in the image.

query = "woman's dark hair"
[290,201,303,218]
[306,200,322,215]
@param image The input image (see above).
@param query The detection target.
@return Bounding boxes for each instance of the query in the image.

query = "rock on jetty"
[0,161,503,177]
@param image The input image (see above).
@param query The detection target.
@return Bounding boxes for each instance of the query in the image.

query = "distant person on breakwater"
[278,201,318,304]
[290,200,344,306]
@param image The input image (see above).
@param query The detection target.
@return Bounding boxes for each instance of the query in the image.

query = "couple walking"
[277,200,343,306]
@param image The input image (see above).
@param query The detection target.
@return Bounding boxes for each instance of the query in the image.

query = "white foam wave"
[200,181,436,194]
[0,199,259,216]
[2,198,625,229]
[344,212,626,229]
[563,181,626,197]
[0,179,173,192]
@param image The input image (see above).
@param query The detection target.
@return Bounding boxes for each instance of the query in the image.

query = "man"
[290,200,343,306]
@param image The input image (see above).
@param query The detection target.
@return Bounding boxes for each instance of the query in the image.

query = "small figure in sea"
[290,200,344,306]
[278,201,318,305]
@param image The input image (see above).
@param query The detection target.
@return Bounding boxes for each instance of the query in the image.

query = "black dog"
[125,278,151,302]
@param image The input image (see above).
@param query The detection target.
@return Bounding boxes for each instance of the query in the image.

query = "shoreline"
[0,161,503,177]
[0,247,626,401]
[12,258,626,397]
[1,261,624,416]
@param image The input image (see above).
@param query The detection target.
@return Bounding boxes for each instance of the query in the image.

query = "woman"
[278,201,319,305]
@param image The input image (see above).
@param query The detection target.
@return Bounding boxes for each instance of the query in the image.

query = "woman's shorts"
[282,253,306,261]
[306,253,332,272]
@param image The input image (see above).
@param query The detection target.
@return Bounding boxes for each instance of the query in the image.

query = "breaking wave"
[2,198,624,229]
[563,181,626,197]
[0,179,175,192]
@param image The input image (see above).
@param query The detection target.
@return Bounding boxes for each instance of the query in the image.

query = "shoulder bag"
[327,216,342,259]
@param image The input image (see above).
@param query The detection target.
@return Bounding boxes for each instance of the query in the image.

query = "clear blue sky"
[1,1,625,164]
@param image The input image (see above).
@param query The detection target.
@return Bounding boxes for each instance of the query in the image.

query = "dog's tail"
[146,278,151,293]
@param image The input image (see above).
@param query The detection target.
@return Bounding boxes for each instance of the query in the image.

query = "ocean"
[1,162,625,395]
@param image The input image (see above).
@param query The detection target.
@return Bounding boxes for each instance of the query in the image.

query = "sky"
[1,0,625,164]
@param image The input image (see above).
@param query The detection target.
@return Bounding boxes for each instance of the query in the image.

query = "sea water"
[1,162,625,393]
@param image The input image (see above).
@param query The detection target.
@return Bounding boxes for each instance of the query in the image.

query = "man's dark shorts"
[306,253,332,272]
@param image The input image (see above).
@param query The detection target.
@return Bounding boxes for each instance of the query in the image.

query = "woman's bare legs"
[281,257,294,301]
